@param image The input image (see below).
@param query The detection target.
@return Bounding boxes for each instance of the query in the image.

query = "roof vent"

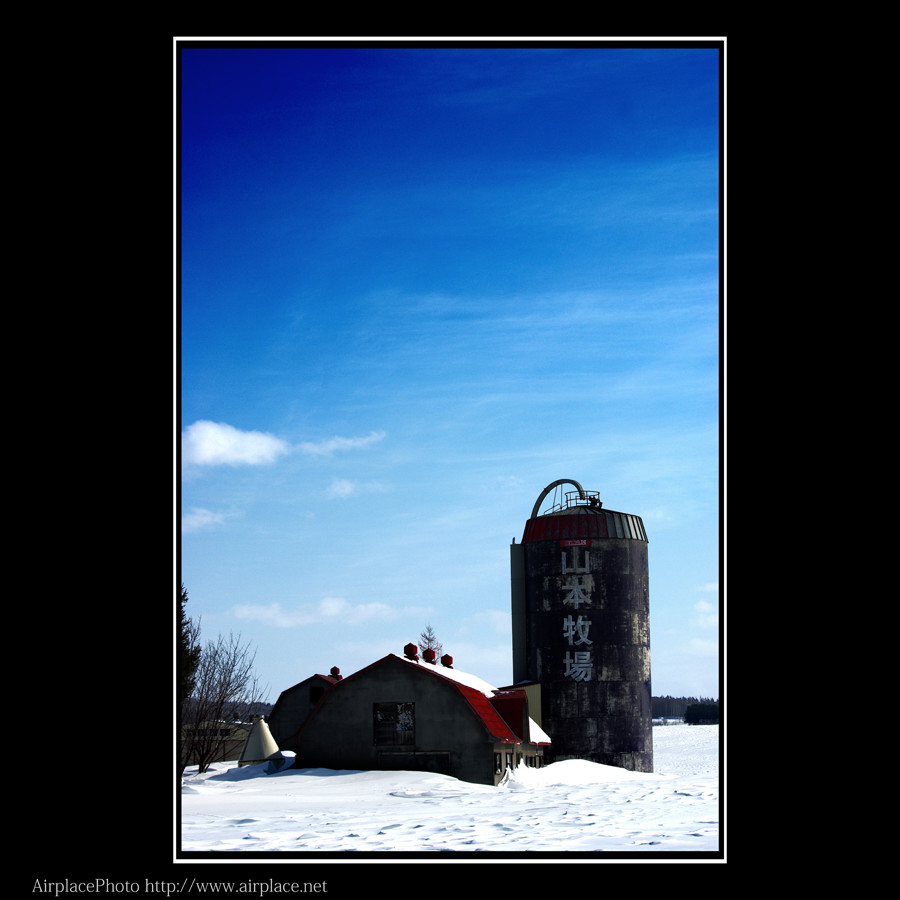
[330,666,342,680]
[403,642,419,660]
[440,654,454,668]
[423,647,437,664]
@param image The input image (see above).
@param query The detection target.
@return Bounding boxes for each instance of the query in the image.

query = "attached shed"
[282,647,549,786]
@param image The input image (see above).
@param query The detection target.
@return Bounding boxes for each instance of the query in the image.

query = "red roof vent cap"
[403,642,419,660]
[440,654,454,668]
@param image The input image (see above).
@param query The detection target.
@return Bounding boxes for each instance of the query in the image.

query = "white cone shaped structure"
[238,716,281,767]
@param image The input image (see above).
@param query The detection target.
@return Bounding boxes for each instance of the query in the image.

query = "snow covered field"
[180,724,720,857]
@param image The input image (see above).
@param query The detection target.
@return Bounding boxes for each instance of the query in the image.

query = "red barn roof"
[291,652,550,747]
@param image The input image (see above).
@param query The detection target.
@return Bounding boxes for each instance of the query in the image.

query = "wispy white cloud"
[325,478,388,499]
[182,420,290,467]
[181,422,386,471]
[299,430,386,456]
[233,597,399,628]
[456,609,511,636]
[182,507,229,533]
[693,598,718,630]
[326,478,356,498]
[686,637,719,657]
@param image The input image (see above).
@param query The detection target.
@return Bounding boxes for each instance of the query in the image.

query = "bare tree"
[181,631,269,773]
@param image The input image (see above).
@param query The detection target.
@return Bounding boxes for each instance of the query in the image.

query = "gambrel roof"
[293,652,550,747]
[391,653,549,745]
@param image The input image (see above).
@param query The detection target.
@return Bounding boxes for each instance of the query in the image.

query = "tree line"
[652,695,719,719]
[683,702,719,725]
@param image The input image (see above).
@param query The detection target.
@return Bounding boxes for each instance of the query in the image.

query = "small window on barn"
[373,702,415,746]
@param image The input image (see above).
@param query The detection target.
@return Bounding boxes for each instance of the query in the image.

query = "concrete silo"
[510,479,653,772]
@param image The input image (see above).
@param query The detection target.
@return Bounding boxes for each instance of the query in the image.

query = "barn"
[267,669,342,748]
[280,644,550,786]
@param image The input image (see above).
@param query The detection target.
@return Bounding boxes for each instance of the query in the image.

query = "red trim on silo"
[522,512,610,542]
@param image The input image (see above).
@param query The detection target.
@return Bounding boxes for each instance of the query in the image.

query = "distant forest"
[652,695,719,719]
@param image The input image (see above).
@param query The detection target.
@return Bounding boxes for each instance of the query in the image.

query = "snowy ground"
[179,724,720,857]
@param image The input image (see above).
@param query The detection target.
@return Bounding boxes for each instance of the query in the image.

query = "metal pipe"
[530,479,586,520]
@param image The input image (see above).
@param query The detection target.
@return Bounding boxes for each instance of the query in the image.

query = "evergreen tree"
[418,623,442,658]
[179,584,201,710]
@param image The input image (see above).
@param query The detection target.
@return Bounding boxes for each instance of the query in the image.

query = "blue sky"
[178,43,722,703]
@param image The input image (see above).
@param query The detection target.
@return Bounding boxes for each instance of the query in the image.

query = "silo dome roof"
[522,504,647,543]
